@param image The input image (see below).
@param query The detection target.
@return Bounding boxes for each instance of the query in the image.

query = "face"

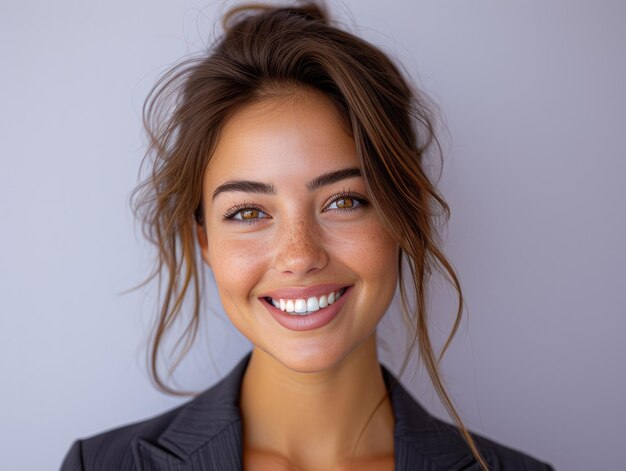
[197,90,399,373]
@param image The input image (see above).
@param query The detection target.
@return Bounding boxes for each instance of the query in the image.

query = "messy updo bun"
[223,2,329,31]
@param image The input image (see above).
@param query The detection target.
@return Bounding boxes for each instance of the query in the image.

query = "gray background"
[1,1,624,469]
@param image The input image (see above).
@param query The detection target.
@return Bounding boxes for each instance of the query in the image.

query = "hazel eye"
[238,208,261,219]
[223,204,270,224]
[328,196,357,209]
[325,192,368,212]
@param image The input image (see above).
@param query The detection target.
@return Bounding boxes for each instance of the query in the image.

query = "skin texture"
[196,90,398,470]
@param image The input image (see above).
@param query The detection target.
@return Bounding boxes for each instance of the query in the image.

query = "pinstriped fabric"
[205,422,243,469]
[60,352,555,470]
[156,391,242,460]
[81,432,137,470]
[132,421,241,470]
[395,436,496,471]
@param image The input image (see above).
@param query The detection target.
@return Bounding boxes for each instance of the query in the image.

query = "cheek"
[329,219,399,280]
[207,235,272,306]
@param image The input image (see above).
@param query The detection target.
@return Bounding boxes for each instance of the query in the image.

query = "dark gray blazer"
[61,352,554,470]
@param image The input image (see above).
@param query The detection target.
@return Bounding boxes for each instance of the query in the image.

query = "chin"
[259,336,369,374]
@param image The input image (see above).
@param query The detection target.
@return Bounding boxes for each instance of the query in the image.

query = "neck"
[240,334,395,469]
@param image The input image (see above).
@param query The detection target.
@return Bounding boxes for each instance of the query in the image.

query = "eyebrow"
[212,167,362,201]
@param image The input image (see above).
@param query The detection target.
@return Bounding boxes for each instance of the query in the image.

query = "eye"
[223,204,270,224]
[327,196,358,210]
[324,191,369,212]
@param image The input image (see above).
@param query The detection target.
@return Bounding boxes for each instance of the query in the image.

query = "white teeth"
[307,297,319,312]
[294,299,307,313]
[269,288,346,316]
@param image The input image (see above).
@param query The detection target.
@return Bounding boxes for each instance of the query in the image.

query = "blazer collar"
[132,354,250,470]
[384,369,495,470]
[133,351,492,470]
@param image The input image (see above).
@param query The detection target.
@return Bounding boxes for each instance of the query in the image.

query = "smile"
[264,287,347,316]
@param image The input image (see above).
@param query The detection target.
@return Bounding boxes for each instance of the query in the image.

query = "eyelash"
[222,201,266,224]
[222,190,369,225]
[323,190,369,214]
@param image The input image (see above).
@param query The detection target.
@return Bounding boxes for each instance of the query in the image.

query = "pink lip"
[259,283,349,301]
[260,285,352,332]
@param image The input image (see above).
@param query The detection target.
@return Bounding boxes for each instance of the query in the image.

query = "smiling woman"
[60,2,553,470]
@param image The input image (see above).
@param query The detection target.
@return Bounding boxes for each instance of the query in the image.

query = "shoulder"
[473,425,555,470]
[404,408,554,471]
[382,364,554,470]
[60,402,187,471]
[395,409,555,470]
[60,354,252,471]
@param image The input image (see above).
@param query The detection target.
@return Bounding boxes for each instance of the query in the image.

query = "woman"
[62,2,554,470]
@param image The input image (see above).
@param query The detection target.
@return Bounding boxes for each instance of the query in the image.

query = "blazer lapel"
[132,422,242,471]
[381,365,496,471]
[132,354,252,471]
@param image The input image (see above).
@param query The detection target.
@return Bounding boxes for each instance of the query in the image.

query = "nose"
[272,215,329,275]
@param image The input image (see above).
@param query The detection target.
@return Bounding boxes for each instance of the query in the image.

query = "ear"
[195,221,211,267]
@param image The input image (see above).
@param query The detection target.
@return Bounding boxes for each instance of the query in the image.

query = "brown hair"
[131,1,488,469]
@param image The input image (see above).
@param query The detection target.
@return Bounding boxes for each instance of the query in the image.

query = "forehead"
[204,91,358,185]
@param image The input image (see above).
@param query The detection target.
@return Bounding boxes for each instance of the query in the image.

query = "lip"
[260,285,353,332]
[259,283,349,301]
